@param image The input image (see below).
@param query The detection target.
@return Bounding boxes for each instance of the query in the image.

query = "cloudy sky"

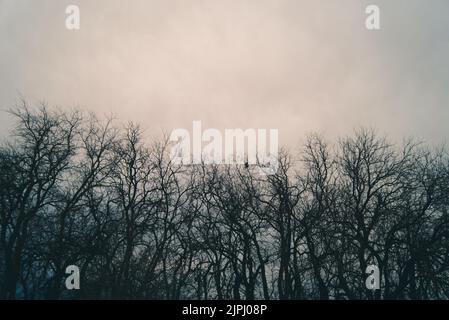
[0,0,448,147]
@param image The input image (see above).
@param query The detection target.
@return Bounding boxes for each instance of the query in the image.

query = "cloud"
[1,0,448,146]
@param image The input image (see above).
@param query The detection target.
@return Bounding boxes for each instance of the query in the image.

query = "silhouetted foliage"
[1,102,448,299]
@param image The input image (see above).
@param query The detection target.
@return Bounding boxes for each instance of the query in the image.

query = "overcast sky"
[1,0,448,147]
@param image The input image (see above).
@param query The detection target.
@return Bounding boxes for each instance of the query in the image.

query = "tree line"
[1,102,448,299]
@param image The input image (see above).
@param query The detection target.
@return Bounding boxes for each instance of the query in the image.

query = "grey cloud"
[0,0,448,146]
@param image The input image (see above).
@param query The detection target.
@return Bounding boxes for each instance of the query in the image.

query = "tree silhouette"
[1,102,448,299]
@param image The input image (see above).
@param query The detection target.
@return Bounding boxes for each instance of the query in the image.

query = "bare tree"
[1,104,449,300]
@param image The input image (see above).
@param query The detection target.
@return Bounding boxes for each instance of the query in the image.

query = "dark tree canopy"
[1,102,448,299]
